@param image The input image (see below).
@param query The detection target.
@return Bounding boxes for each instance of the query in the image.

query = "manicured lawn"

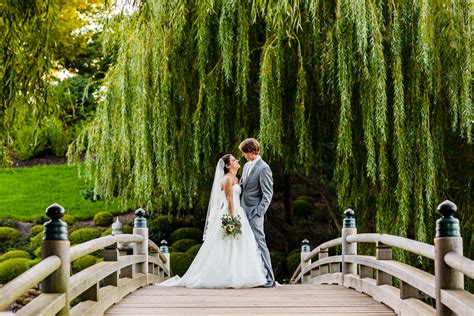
[0,164,123,221]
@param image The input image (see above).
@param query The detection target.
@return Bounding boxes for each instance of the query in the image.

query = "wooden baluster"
[434,200,464,316]
[41,203,70,316]
[104,243,119,287]
[318,248,329,276]
[342,209,357,285]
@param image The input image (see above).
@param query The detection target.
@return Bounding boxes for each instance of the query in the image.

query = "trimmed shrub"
[70,228,101,245]
[170,239,199,253]
[123,225,133,234]
[29,232,44,250]
[293,199,314,218]
[149,216,182,241]
[0,219,17,228]
[270,251,285,277]
[62,214,77,226]
[296,195,315,204]
[0,258,32,284]
[288,248,301,257]
[72,255,98,273]
[170,252,195,276]
[30,225,44,237]
[0,250,31,263]
[101,228,112,237]
[286,252,301,275]
[185,244,201,256]
[0,227,22,253]
[0,227,21,243]
[169,227,203,243]
[93,211,114,227]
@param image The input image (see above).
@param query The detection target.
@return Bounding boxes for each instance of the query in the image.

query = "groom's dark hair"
[239,138,260,154]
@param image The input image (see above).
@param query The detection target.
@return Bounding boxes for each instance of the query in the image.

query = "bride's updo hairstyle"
[221,154,232,174]
[239,138,260,154]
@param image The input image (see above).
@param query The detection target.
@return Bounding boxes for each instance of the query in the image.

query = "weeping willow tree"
[0,0,58,166]
[69,0,472,254]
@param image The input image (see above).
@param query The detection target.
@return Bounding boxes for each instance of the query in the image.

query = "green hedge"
[296,195,315,204]
[62,214,77,226]
[169,227,203,243]
[148,216,182,241]
[170,252,195,276]
[170,239,199,253]
[72,255,98,273]
[0,227,21,243]
[93,211,114,227]
[0,250,31,263]
[0,258,34,284]
[185,244,201,256]
[69,228,102,245]
[30,225,44,237]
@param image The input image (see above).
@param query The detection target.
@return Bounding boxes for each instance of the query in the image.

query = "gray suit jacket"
[240,159,273,219]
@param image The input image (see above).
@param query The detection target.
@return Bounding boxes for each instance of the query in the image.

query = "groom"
[239,138,275,288]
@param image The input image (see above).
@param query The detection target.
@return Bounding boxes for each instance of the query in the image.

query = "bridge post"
[434,200,463,316]
[41,203,70,316]
[160,240,170,276]
[342,209,357,285]
[133,208,149,282]
[376,242,392,286]
[301,239,311,282]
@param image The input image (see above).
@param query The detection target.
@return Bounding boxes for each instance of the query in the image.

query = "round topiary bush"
[0,258,33,284]
[29,232,44,251]
[286,252,301,275]
[170,239,199,253]
[185,244,201,256]
[296,195,315,204]
[148,216,182,241]
[62,214,77,226]
[293,199,314,218]
[30,225,44,237]
[169,227,203,243]
[0,250,31,263]
[69,228,102,245]
[72,255,98,273]
[0,227,21,243]
[170,252,195,276]
[93,211,114,227]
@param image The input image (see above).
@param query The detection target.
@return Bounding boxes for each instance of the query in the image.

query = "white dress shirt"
[247,156,261,177]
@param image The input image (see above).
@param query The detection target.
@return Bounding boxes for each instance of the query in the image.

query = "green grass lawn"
[0,164,123,221]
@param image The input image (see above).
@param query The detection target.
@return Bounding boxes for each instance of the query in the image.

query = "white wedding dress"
[159,184,267,288]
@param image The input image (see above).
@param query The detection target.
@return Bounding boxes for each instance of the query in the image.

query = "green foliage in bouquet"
[220,214,242,238]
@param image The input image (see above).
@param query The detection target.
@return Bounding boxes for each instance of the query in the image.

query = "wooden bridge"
[0,200,473,315]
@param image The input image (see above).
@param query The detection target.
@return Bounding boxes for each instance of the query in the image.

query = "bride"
[159,154,267,288]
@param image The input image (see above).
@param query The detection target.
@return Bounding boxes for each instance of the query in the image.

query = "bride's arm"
[223,176,234,216]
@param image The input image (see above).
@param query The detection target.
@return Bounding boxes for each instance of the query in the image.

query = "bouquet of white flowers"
[220,213,242,238]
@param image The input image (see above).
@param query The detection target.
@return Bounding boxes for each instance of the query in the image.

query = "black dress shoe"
[262,281,275,288]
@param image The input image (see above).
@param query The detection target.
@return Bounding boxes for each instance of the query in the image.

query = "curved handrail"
[0,256,61,310]
[148,239,167,263]
[444,251,474,279]
[346,233,435,260]
[70,234,144,261]
[302,237,342,262]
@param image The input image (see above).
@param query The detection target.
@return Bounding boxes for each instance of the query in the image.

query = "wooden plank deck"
[105,284,396,315]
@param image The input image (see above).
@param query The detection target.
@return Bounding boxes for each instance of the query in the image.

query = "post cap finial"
[301,239,310,252]
[436,200,460,238]
[46,203,65,220]
[437,200,457,217]
[160,240,169,253]
[44,203,68,241]
[134,208,147,228]
[343,208,356,228]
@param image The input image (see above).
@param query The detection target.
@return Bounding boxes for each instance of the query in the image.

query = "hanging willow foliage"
[69,0,472,253]
[0,0,58,166]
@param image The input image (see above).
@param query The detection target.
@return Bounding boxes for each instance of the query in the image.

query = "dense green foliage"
[0,164,121,220]
[0,227,21,242]
[65,0,472,258]
[72,255,98,273]
[185,244,202,256]
[293,199,314,218]
[170,239,200,253]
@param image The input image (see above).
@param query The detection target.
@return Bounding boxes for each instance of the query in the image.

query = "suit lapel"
[244,159,262,189]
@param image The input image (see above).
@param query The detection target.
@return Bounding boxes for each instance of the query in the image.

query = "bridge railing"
[290,200,474,316]
[0,205,171,316]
